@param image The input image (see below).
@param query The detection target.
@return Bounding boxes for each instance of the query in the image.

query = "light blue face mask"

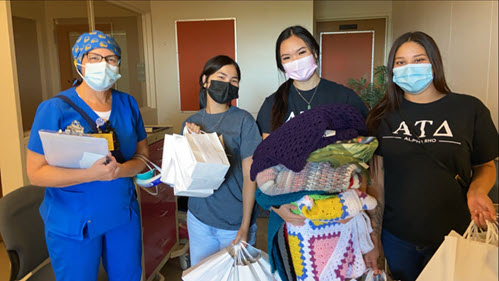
[133,155,163,196]
[392,63,433,95]
[77,61,121,91]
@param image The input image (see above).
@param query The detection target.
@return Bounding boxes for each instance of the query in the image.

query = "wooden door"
[176,19,236,111]
[316,18,386,87]
[320,31,374,87]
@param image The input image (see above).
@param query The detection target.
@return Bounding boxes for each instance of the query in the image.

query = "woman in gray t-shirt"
[181,55,262,266]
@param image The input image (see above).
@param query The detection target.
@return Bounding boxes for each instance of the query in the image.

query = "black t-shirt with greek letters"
[377,93,498,246]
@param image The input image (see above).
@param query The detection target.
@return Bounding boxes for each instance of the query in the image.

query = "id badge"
[92,133,115,151]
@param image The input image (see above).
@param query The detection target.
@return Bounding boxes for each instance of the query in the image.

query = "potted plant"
[347,65,387,109]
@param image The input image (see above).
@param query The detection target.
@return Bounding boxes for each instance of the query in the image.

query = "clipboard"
[39,130,109,169]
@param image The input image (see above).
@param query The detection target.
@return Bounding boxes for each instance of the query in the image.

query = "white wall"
[314,0,393,21]
[150,1,313,133]
[0,0,26,195]
[392,1,498,128]
[314,0,393,62]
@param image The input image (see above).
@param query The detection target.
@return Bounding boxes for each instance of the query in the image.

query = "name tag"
[92,133,114,151]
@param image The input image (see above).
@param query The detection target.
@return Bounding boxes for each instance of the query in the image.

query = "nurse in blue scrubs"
[26,30,148,281]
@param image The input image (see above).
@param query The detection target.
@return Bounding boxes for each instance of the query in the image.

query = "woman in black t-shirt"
[366,31,498,281]
[256,25,368,138]
[255,25,376,272]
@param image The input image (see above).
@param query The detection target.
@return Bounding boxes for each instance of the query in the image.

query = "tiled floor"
[0,217,269,281]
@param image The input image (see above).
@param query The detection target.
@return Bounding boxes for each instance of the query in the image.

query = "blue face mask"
[392,63,433,95]
[133,155,162,196]
[77,61,121,91]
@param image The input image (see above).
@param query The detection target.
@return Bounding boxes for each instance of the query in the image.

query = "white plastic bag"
[416,220,498,281]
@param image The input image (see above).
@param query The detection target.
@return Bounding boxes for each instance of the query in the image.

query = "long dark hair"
[271,26,320,131]
[366,31,451,134]
[198,55,241,109]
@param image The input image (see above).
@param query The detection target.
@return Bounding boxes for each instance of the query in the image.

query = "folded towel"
[257,163,361,196]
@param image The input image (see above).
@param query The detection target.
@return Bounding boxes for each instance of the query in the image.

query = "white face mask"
[77,61,121,91]
[282,54,317,81]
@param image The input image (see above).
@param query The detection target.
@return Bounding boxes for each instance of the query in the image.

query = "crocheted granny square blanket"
[291,189,377,223]
[250,104,367,180]
[287,213,374,281]
[256,163,361,196]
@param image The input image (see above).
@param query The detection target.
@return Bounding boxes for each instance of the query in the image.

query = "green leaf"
[347,65,388,109]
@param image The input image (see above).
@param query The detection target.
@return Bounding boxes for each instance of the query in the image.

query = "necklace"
[201,108,228,132]
[295,80,321,110]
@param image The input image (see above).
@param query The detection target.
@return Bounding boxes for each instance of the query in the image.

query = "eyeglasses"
[85,52,120,65]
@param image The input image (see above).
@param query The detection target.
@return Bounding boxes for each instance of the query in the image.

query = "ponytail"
[271,79,293,131]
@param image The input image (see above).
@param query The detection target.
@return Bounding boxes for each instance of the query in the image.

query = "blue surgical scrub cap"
[72,30,121,71]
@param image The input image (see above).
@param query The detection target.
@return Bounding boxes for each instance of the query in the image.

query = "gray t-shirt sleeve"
[240,113,262,159]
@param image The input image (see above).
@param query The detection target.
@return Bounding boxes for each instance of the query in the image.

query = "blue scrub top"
[27,88,147,240]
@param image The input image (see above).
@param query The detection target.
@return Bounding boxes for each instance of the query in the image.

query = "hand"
[271,204,306,226]
[364,233,382,274]
[467,189,496,228]
[232,226,249,245]
[86,153,118,182]
[363,244,381,274]
[185,122,201,134]
[337,217,353,224]
[112,162,122,180]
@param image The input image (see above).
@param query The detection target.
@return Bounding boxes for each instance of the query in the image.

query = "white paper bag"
[160,128,230,197]
[162,134,212,197]
[416,220,498,281]
[161,134,176,186]
[182,127,230,181]
[171,134,226,194]
[233,243,279,281]
[363,268,391,281]
[182,242,283,281]
[182,247,234,281]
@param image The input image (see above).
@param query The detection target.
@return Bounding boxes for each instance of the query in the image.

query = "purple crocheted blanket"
[250,104,367,180]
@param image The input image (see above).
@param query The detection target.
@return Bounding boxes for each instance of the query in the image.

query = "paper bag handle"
[463,219,499,245]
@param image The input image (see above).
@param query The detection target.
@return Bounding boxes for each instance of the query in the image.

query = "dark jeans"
[382,229,439,281]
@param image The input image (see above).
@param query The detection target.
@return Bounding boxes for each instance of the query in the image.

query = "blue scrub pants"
[187,210,257,266]
[45,211,142,281]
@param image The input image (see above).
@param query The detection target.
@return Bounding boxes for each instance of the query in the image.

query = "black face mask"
[205,80,239,104]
